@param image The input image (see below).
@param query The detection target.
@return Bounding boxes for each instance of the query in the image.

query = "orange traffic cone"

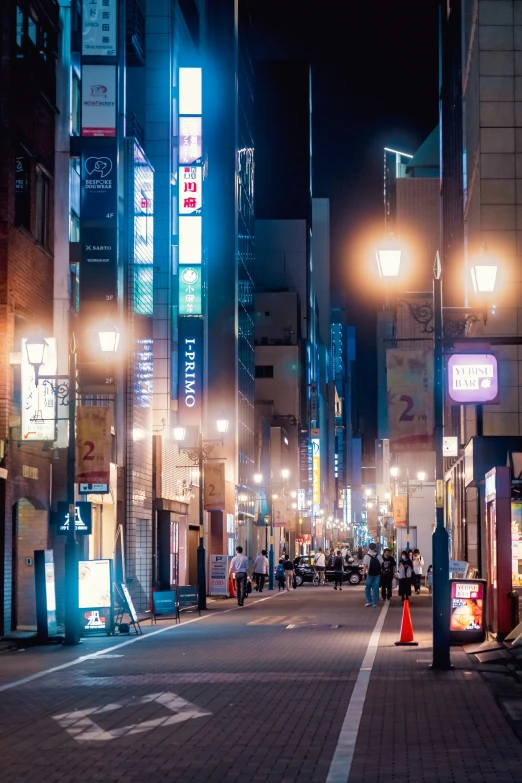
[395,599,418,646]
[228,574,236,598]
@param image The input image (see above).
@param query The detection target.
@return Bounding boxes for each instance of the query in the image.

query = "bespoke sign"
[177,317,203,426]
[80,227,118,310]
[75,406,112,483]
[179,266,202,315]
[81,140,118,221]
[387,349,434,452]
[56,502,93,535]
[447,353,498,404]
[21,337,57,442]
[82,0,117,57]
[81,65,117,137]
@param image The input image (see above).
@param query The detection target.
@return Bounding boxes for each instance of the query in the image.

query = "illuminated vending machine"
[78,559,114,636]
[484,467,512,637]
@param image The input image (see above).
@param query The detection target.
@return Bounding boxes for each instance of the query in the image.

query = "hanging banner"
[312,436,320,505]
[392,495,407,527]
[21,338,57,442]
[315,521,323,537]
[386,349,434,452]
[204,462,225,511]
[178,317,203,426]
[82,65,117,137]
[273,497,290,528]
[75,406,112,483]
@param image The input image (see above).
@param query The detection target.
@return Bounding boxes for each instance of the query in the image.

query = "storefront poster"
[204,462,225,511]
[450,581,484,634]
[75,406,112,483]
[210,555,228,596]
[386,349,434,452]
[79,559,113,635]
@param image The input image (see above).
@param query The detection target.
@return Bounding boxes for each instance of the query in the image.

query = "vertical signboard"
[81,65,117,137]
[75,406,112,483]
[21,338,57,442]
[178,318,203,426]
[386,349,434,452]
[210,555,228,596]
[81,140,118,220]
[179,266,202,315]
[82,0,117,56]
[79,559,114,635]
[312,436,320,506]
[179,117,202,164]
[80,227,118,311]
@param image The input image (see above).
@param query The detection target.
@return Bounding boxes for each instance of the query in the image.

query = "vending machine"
[484,467,512,637]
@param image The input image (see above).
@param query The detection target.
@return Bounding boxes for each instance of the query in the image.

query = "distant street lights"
[174,417,229,610]
[377,239,499,670]
[253,469,291,590]
[26,325,120,645]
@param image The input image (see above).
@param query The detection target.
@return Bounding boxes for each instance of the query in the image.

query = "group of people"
[229,542,433,608]
[363,543,430,607]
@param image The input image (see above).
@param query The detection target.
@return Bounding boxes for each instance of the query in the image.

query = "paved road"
[0,585,521,782]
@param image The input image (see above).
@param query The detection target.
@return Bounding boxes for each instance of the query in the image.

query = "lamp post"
[174,418,228,611]
[25,325,120,645]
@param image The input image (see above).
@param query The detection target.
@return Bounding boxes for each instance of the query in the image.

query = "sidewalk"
[350,593,522,782]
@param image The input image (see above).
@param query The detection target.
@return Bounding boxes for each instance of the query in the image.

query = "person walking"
[229,545,249,606]
[412,548,424,594]
[380,548,396,601]
[282,554,295,592]
[397,550,413,601]
[363,543,382,606]
[275,559,286,591]
[333,549,344,590]
[315,547,326,585]
[356,546,363,563]
[253,549,269,592]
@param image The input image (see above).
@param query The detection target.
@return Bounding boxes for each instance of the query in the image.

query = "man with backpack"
[363,542,383,607]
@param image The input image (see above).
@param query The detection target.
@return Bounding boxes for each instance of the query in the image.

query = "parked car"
[292,556,363,587]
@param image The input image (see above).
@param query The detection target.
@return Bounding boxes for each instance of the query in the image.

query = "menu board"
[79,560,112,608]
[449,580,485,643]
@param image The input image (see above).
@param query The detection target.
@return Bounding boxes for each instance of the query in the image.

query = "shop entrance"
[188,526,199,585]
[11,498,48,631]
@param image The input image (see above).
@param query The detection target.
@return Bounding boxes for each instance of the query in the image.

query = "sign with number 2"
[75,406,112,483]
[386,349,434,453]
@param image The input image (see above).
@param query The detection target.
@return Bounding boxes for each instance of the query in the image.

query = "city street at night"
[1,588,522,783]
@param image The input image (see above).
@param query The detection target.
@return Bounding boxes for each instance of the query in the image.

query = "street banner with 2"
[392,495,407,527]
[386,349,434,452]
[75,406,112,484]
[204,462,225,510]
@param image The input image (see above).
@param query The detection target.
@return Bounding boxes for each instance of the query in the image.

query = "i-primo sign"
[183,338,197,408]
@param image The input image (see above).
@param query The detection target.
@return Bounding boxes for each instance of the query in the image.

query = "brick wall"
[14,499,49,629]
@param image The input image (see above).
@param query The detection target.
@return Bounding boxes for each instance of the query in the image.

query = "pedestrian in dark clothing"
[333,549,344,590]
[282,554,295,592]
[380,548,396,600]
[356,546,363,563]
[275,559,285,591]
[397,550,413,601]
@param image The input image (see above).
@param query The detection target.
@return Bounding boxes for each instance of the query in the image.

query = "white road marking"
[53,691,211,742]
[0,593,283,693]
[326,601,389,783]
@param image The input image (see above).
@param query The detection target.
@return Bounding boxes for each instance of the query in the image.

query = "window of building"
[70,210,80,242]
[28,15,37,45]
[255,365,273,378]
[16,7,23,48]
[15,150,31,229]
[35,167,50,247]
[71,73,81,136]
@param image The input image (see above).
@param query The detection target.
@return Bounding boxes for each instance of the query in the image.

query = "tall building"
[441,0,522,574]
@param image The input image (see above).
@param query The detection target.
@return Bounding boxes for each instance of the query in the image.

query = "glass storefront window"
[511,502,522,587]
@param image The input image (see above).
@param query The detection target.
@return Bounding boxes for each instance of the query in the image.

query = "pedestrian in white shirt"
[254,549,269,592]
[412,549,424,594]
[229,546,249,606]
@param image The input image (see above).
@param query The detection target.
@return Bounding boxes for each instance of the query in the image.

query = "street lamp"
[390,466,399,478]
[253,473,262,484]
[376,246,402,279]
[174,416,228,610]
[470,254,498,294]
[25,326,120,646]
[281,468,290,479]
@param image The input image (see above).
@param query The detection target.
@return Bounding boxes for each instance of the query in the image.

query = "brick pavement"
[0,586,520,782]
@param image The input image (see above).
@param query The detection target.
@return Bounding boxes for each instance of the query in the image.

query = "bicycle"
[313,568,326,587]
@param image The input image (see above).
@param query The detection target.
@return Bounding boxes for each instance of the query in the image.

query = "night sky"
[249,0,440,456]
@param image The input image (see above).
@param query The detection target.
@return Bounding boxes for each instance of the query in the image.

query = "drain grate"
[463,641,504,654]
[475,649,509,663]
